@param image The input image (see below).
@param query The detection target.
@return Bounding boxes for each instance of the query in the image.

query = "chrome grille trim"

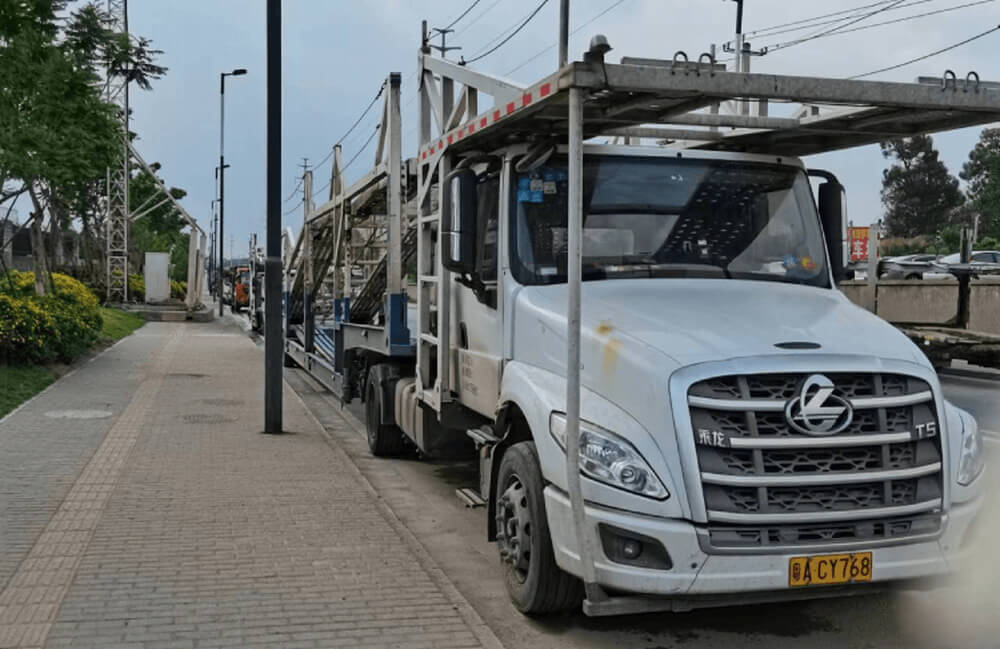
[702,462,941,487]
[708,499,943,524]
[689,396,786,412]
[688,390,933,412]
[729,432,914,449]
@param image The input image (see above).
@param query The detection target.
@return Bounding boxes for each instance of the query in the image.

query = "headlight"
[550,413,669,500]
[957,409,985,486]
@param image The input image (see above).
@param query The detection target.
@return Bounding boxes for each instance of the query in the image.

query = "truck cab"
[429,142,985,612]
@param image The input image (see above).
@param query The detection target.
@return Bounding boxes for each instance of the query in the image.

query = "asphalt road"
[289,368,1000,649]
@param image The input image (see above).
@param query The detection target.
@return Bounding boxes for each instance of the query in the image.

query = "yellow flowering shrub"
[170,280,186,300]
[0,271,102,363]
[128,274,145,302]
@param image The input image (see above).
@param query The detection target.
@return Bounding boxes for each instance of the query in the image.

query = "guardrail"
[840,277,1000,335]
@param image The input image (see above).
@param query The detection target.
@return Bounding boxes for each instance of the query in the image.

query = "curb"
[289,385,506,649]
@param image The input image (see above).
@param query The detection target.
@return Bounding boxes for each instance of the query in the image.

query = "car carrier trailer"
[279,20,1000,616]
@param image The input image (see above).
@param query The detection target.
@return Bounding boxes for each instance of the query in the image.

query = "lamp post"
[219,68,247,316]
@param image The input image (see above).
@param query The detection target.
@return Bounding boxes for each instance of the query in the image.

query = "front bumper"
[544,486,983,598]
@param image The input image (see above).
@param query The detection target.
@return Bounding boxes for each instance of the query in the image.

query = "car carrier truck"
[279,23,1000,616]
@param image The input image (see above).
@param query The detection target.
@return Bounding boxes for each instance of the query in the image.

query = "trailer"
[280,22,1000,616]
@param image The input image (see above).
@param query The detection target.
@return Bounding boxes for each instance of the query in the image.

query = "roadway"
[289,367,1000,649]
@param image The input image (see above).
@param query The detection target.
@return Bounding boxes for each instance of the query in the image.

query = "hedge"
[127,275,186,302]
[0,271,103,364]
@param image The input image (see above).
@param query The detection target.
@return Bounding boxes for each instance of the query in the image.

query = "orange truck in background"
[233,266,250,311]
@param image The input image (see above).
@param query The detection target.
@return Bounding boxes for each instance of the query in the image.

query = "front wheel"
[495,442,582,614]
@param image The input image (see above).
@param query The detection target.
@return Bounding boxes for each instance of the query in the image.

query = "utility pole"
[722,0,767,115]
[430,27,460,59]
[558,0,569,67]
[264,0,283,433]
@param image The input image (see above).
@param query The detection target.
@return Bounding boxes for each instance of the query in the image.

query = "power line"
[283,199,304,217]
[505,0,630,75]
[287,80,386,201]
[770,0,909,51]
[849,24,999,78]
[444,0,483,30]
[761,0,995,52]
[746,0,935,41]
[462,0,551,65]
[743,0,921,39]
[453,0,505,37]
[312,125,381,203]
[283,176,303,204]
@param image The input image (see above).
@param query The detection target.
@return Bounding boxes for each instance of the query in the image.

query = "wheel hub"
[496,476,532,577]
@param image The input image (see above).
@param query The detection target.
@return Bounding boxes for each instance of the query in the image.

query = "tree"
[960,128,1000,240]
[0,1,165,295]
[880,135,965,238]
[129,163,191,283]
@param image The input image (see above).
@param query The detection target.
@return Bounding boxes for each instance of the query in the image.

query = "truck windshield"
[511,155,829,288]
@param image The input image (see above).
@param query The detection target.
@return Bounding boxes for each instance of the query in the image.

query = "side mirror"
[815,175,848,282]
[442,168,478,275]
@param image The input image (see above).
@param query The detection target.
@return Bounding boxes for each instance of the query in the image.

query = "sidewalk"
[0,319,501,649]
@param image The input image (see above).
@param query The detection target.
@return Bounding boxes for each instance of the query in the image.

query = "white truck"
[282,30,997,616]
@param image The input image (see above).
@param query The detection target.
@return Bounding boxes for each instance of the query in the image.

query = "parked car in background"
[923,250,1000,279]
[878,253,939,279]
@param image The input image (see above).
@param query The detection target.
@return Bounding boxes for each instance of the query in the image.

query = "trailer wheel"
[496,442,582,614]
[365,365,407,457]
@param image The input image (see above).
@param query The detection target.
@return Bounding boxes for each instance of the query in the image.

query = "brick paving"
[0,320,501,649]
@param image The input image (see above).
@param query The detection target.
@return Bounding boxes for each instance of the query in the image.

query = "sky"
[125,0,1000,259]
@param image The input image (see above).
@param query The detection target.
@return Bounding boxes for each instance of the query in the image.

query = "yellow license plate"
[788,552,873,587]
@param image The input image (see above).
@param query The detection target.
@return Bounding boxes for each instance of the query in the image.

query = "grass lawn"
[100,306,145,341]
[0,309,142,419]
[0,365,54,418]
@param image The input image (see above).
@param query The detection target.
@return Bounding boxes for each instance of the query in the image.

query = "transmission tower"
[105,0,129,302]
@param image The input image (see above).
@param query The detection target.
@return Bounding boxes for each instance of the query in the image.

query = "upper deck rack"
[416,59,1000,162]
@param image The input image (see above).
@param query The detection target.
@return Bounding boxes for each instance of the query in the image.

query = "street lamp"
[219,68,248,316]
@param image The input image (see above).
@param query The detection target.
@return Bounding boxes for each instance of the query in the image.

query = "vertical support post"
[709,44,720,132]
[264,0,283,434]
[436,155,452,404]
[558,0,570,67]
[436,71,454,405]
[957,226,972,329]
[866,224,879,313]
[330,144,344,301]
[387,73,403,296]
[186,226,199,310]
[199,232,208,301]
[565,87,600,600]
[303,171,315,354]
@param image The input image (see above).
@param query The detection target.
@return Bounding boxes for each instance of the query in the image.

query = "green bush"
[170,280,186,300]
[977,236,999,250]
[0,271,103,364]
[128,274,145,302]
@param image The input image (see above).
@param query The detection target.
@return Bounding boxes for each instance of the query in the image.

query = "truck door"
[449,166,504,418]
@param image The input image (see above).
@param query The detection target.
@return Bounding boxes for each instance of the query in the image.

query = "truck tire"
[365,365,407,457]
[496,442,583,614]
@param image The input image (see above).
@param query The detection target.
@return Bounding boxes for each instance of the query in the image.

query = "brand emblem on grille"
[784,374,853,436]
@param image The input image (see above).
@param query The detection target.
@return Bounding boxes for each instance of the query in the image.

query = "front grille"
[688,372,944,551]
